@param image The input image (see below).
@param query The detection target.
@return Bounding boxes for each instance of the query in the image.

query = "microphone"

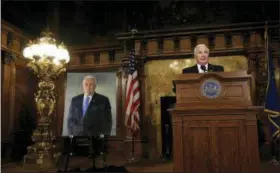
[201,65,207,72]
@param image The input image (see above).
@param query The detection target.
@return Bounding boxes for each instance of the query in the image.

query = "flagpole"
[128,27,138,163]
[264,21,268,63]
[129,130,136,162]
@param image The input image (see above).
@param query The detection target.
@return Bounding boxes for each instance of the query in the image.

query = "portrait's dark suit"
[182,63,224,73]
[67,92,112,136]
[173,64,224,93]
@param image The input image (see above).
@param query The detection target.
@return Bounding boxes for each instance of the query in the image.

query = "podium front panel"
[170,71,260,173]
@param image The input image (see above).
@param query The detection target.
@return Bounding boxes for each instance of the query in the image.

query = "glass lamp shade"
[23,46,33,59]
[39,43,58,58]
[57,43,70,63]
[22,33,70,64]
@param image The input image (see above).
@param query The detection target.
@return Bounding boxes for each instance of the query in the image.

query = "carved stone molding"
[246,49,267,77]
[7,32,13,48]
[121,56,147,70]
[246,48,267,106]
[2,51,16,64]
[116,67,123,77]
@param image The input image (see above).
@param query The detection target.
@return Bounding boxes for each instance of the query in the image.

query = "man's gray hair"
[194,44,209,56]
[83,75,97,84]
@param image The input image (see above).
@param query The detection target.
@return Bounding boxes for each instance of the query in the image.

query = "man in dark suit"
[173,44,224,93]
[67,75,112,136]
[182,44,224,73]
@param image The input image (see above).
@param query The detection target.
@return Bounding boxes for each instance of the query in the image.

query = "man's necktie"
[201,65,207,73]
[83,96,90,116]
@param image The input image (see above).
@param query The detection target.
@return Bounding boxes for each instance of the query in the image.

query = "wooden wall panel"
[1,55,37,161]
[1,60,14,142]
[180,37,191,52]
[147,39,158,55]
[100,52,109,64]
[232,33,243,48]
[135,40,141,55]
[11,36,21,52]
[197,36,209,46]
[115,51,123,62]
[163,38,174,53]
[13,64,37,131]
[250,32,262,48]
[214,34,225,49]
[1,30,8,47]
[54,73,66,136]
[85,54,94,64]
[69,56,80,66]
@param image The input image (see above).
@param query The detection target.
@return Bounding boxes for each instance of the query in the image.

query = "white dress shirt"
[83,94,93,105]
[197,63,209,73]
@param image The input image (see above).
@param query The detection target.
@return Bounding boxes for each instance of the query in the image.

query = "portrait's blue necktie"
[83,96,90,116]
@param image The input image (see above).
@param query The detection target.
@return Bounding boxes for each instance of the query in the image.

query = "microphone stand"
[270,138,280,165]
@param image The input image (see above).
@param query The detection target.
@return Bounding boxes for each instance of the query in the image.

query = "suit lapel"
[208,64,214,72]
[77,95,84,118]
[193,65,199,73]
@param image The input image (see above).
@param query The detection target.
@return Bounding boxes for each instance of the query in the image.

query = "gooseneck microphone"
[201,65,207,72]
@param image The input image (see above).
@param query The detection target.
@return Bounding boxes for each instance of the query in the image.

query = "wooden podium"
[169,71,260,173]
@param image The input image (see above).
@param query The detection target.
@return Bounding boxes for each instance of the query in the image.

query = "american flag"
[125,49,140,135]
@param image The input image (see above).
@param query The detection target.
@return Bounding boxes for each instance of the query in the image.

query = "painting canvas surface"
[62,72,117,136]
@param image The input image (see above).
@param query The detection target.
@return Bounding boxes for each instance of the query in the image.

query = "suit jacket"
[173,64,224,93]
[67,92,112,137]
[182,63,224,73]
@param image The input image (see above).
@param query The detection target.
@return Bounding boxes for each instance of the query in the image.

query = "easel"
[60,135,108,172]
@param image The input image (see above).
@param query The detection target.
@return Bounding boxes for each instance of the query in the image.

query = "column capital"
[2,51,16,64]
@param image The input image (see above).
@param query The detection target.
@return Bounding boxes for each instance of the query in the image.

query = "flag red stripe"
[124,58,140,135]
[125,80,137,108]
